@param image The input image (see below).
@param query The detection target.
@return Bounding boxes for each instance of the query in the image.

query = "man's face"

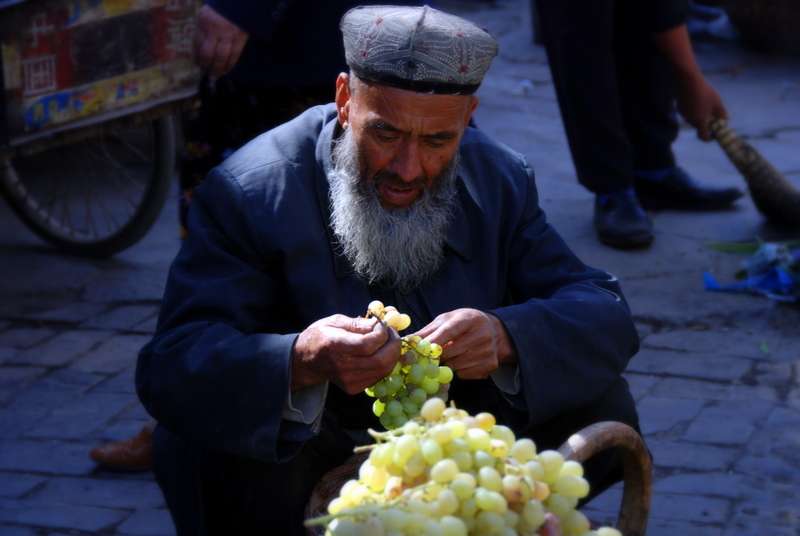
[335,74,478,210]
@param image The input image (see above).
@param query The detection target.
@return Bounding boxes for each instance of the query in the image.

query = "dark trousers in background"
[179,78,334,237]
[534,0,680,194]
[152,377,642,535]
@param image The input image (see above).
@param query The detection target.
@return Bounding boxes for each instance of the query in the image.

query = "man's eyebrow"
[365,120,458,140]
[366,121,402,133]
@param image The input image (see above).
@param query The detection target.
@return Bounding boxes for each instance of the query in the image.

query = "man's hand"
[675,74,729,141]
[652,23,729,141]
[413,309,517,380]
[193,5,250,82]
[291,315,402,394]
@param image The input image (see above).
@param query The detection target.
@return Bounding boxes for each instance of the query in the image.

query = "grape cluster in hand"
[364,301,453,430]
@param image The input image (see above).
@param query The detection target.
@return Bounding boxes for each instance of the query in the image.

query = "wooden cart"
[0,0,200,257]
[305,421,652,536]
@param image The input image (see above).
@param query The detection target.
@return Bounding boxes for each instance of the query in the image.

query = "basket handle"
[557,421,652,536]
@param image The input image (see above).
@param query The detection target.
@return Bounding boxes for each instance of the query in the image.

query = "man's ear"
[464,95,479,129]
[335,73,351,129]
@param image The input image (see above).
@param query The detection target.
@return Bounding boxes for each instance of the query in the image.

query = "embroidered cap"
[340,5,499,95]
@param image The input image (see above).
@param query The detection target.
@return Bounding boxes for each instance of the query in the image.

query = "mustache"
[370,170,428,191]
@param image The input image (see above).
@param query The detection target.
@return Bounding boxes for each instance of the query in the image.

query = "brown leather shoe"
[90,423,153,470]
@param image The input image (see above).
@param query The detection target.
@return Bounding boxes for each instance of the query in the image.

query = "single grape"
[475,511,505,534]
[522,499,545,529]
[401,398,419,417]
[560,460,585,477]
[385,374,403,395]
[545,492,571,519]
[563,509,590,534]
[509,438,537,463]
[397,313,412,331]
[449,474,476,500]
[409,388,428,406]
[420,376,440,395]
[475,412,496,430]
[372,381,389,399]
[414,338,431,355]
[420,397,446,421]
[466,428,491,452]
[368,300,385,316]
[378,508,409,533]
[407,363,425,385]
[450,451,473,472]
[427,423,453,444]
[554,474,590,499]
[421,438,444,465]
[385,399,403,417]
[437,488,460,515]
[440,515,468,536]
[477,466,503,492]
[392,413,408,429]
[430,458,459,483]
[383,310,403,329]
[425,362,440,379]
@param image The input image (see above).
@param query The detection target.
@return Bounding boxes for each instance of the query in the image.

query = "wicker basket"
[722,0,800,56]
[304,451,369,536]
[304,421,652,536]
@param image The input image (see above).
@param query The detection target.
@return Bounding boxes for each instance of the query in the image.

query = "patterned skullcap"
[340,5,499,95]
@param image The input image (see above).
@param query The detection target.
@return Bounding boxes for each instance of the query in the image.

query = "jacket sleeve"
[488,160,640,430]
[136,167,308,462]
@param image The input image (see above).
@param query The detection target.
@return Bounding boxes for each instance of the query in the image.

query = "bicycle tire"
[1,114,176,258]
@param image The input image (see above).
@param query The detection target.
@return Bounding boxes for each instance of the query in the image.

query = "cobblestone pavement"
[1,1,799,534]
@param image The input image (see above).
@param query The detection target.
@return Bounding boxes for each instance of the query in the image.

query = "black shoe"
[594,191,654,248]
[634,167,744,210]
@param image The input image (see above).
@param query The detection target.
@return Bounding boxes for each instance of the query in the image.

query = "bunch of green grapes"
[364,301,453,430]
[306,398,623,536]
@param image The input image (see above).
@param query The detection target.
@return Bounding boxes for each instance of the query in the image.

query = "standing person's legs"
[534,0,634,195]
[535,0,653,247]
[613,0,743,209]
[152,410,359,535]
[613,0,679,174]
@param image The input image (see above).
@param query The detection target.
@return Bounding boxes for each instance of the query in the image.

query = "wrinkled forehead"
[351,77,476,124]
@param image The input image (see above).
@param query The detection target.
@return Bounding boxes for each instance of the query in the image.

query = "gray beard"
[328,128,459,294]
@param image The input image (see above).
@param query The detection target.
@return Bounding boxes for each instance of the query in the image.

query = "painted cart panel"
[0,0,199,146]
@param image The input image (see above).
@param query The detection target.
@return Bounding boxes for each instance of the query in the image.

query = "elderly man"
[137,5,643,534]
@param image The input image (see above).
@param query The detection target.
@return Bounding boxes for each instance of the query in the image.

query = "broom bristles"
[710,118,800,227]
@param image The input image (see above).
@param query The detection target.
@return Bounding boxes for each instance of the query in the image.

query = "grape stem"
[303,481,434,527]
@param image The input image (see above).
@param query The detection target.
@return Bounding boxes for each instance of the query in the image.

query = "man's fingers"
[208,40,233,81]
[195,36,219,74]
[223,38,248,76]
[697,118,712,141]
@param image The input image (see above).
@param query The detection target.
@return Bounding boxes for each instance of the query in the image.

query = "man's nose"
[388,143,424,183]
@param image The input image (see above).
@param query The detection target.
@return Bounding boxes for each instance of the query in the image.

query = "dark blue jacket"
[136,104,640,462]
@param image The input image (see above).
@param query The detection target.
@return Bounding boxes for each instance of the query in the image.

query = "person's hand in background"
[193,4,250,81]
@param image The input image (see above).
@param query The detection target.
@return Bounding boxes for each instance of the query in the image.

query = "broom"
[709,117,800,228]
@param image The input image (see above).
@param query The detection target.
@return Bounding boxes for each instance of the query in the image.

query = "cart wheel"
[0,114,176,258]
[558,421,652,536]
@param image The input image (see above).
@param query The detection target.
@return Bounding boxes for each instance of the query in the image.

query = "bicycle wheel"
[0,114,176,258]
